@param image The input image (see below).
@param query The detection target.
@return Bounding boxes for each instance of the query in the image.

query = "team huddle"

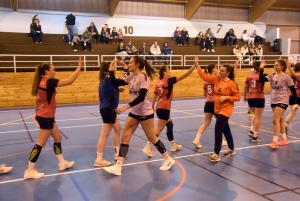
[0,56,299,177]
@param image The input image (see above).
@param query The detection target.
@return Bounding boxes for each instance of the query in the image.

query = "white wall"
[265,28,280,44]
[0,9,266,38]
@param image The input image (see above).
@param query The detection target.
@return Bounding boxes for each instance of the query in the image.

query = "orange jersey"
[245,72,265,99]
[36,77,59,118]
[204,81,214,102]
[154,77,177,110]
[198,69,241,117]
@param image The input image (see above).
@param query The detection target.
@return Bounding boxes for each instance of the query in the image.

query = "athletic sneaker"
[222,150,236,157]
[103,165,122,176]
[278,138,289,146]
[160,157,175,171]
[248,131,254,138]
[58,160,75,171]
[222,140,228,146]
[94,159,111,167]
[24,169,44,179]
[211,49,215,52]
[268,141,279,149]
[142,142,155,158]
[208,153,220,162]
[0,164,13,173]
[192,140,203,149]
[251,136,262,143]
[171,142,182,152]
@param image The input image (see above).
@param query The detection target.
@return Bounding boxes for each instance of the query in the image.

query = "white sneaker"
[103,165,122,176]
[24,169,44,179]
[114,153,119,160]
[192,139,203,149]
[160,157,175,171]
[211,49,215,52]
[74,49,77,51]
[68,42,71,44]
[171,142,182,152]
[207,49,210,52]
[58,160,75,171]
[0,164,13,173]
[94,159,111,167]
[222,140,228,146]
[142,142,155,158]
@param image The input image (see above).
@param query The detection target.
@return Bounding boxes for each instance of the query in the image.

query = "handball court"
[0,96,300,201]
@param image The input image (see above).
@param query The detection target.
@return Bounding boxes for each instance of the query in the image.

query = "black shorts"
[100,108,117,124]
[204,102,215,114]
[289,96,300,105]
[247,98,265,108]
[128,112,154,121]
[271,103,288,110]
[35,116,55,129]
[156,109,170,121]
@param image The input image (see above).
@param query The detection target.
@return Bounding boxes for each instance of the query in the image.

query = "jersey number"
[251,80,256,88]
[207,85,212,93]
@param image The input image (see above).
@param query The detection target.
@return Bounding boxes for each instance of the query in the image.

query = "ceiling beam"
[202,2,250,8]
[249,0,278,23]
[10,0,18,11]
[121,0,187,4]
[108,0,120,16]
[185,0,205,20]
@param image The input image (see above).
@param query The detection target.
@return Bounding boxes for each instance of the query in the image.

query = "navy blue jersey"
[99,75,119,109]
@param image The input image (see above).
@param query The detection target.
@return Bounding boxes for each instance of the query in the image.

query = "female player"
[94,61,129,167]
[196,57,241,162]
[24,57,82,179]
[285,62,300,134]
[103,56,175,176]
[142,65,195,157]
[244,61,265,142]
[259,60,298,148]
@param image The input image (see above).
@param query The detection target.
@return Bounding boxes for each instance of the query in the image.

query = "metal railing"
[0,54,100,72]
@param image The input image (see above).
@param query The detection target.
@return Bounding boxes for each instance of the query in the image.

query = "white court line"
[1,139,300,185]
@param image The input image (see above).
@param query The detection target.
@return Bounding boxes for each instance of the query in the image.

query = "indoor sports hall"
[1,1,300,201]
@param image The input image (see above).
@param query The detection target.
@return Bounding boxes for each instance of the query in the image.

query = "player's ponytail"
[159,65,168,79]
[99,62,110,82]
[204,64,216,75]
[133,55,157,80]
[31,63,51,96]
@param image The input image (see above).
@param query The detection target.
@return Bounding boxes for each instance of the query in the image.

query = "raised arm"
[259,61,269,83]
[176,65,195,82]
[109,60,128,86]
[195,56,217,84]
[57,57,83,87]
[286,59,300,78]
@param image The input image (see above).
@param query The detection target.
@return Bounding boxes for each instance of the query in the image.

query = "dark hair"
[252,61,260,72]
[31,63,51,96]
[222,64,235,80]
[91,22,94,25]
[276,59,287,72]
[99,62,111,82]
[132,56,157,80]
[243,30,247,34]
[204,64,216,75]
[292,63,300,80]
[164,42,168,46]
[159,65,168,79]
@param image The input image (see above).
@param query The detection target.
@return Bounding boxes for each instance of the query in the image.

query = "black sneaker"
[222,150,236,157]
[248,131,254,138]
[252,136,262,143]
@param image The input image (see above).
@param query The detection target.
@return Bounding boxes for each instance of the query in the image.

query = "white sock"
[116,157,124,167]
[27,162,36,172]
[56,154,65,163]
[253,132,258,138]
[250,126,254,132]
[96,152,103,161]
[281,133,287,140]
[273,136,279,142]
[196,132,202,141]
[162,152,169,159]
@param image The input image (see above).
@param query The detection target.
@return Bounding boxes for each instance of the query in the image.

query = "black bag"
[273,39,280,52]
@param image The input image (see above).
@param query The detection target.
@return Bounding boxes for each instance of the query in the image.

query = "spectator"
[81,27,93,51]
[115,42,128,61]
[30,19,43,43]
[101,24,111,44]
[242,30,254,45]
[256,44,263,60]
[181,27,190,45]
[251,30,264,46]
[249,44,258,60]
[196,32,205,51]
[205,34,215,52]
[174,27,183,45]
[233,45,243,62]
[65,12,76,44]
[117,28,124,43]
[139,43,149,55]
[125,41,138,55]
[161,42,173,64]
[72,33,81,51]
[224,29,237,46]
[240,43,250,61]
[150,42,163,64]
[111,27,118,44]
[205,28,217,45]
[88,22,99,44]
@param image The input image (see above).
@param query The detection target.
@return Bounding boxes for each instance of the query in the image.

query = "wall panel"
[0,0,11,8]
[256,10,300,25]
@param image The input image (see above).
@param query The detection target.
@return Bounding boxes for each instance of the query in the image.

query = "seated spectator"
[81,27,93,51]
[251,30,264,46]
[205,28,217,45]
[30,19,43,43]
[174,27,183,45]
[205,34,215,52]
[126,41,138,55]
[88,22,99,44]
[242,30,254,45]
[256,44,263,60]
[196,32,205,51]
[139,43,149,55]
[240,43,250,61]
[111,27,118,44]
[115,42,128,61]
[249,44,258,60]
[101,24,111,44]
[161,42,174,64]
[150,42,163,64]
[224,29,237,46]
[233,45,243,62]
[72,33,81,51]
[181,27,190,45]
[117,28,124,43]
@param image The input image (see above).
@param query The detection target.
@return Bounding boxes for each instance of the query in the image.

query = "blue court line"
[68,174,90,201]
